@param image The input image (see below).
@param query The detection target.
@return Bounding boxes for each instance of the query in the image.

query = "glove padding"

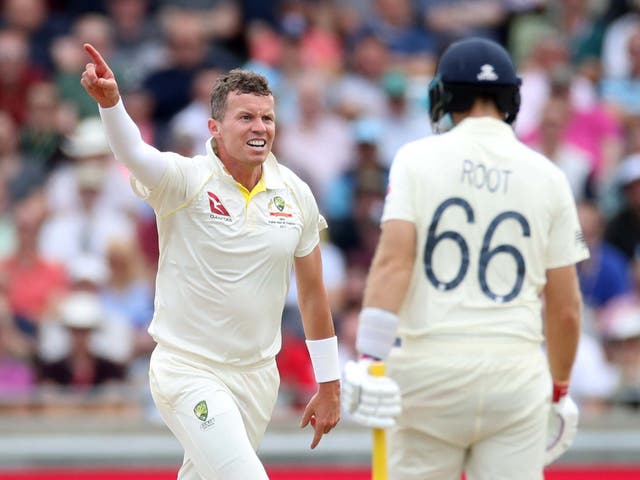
[342,359,401,429]
[545,395,579,465]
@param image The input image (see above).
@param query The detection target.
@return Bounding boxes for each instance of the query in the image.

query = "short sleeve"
[132,153,200,217]
[295,183,324,257]
[545,174,590,268]
[380,147,416,224]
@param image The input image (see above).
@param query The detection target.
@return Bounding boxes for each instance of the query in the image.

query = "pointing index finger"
[83,43,107,68]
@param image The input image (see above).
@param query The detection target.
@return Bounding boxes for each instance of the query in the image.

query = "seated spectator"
[605,154,640,259]
[19,81,65,174]
[45,116,142,217]
[525,95,594,201]
[0,293,35,406]
[36,291,127,391]
[599,293,640,409]
[40,161,136,270]
[102,238,154,359]
[0,29,48,126]
[324,117,388,254]
[0,180,67,337]
[577,200,631,325]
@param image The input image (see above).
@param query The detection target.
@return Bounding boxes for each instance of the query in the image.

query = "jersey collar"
[454,117,516,139]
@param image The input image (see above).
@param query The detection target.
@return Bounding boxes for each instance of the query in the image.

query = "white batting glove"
[342,359,402,429]
[545,382,579,465]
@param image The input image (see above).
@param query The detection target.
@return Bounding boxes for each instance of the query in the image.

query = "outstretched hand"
[80,43,120,108]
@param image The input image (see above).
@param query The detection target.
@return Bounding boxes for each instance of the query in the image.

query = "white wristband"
[305,336,340,383]
[356,307,399,360]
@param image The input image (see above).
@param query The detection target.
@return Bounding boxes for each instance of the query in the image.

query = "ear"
[208,118,220,139]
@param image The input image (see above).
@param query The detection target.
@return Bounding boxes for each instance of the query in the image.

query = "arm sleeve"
[381,147,416,224]
[545,173,590,268]
[295,182,325,258]
[98,99,168,190]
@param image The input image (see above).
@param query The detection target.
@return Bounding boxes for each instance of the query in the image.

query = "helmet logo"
[477,64,498,81]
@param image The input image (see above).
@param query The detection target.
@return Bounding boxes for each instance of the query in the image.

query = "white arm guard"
[356,307,399,360]
[545,395,579,465]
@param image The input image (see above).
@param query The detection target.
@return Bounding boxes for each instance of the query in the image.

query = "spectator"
[605,155,640,259]
[601,25,640,120]
[36,291,127,390]
[0,0,70,71]
[419,0,506,50]
[0,293,36,404]
[169,67,222,156]
[358,0,436,62]
[45,116,141,217]
[0,111,23,194]
[40,161,136,269]
[19,81,66,174]
[101,238,154,359]
[0,29,48,126]
[525,94,594,200]
[324,117,388,254]
[104,0,165,90]
[142,7,237,132]
[0,181,67,338]
[377,70,431,168]
[276,72,354,200]
[330,34,390,120]
[576,200,631,325]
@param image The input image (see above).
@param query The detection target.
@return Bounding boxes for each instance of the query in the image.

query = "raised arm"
[81,43,168,190]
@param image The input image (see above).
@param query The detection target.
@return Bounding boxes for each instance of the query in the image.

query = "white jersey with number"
[133,141,325,366]
[382,117,589,343]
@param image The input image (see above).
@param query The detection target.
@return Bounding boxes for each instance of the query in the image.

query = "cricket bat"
[369,361,388,480]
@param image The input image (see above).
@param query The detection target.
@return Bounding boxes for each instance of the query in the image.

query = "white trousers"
[387,338,551,480]
[149,345,280,480]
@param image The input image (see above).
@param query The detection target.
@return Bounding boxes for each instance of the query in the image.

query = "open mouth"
[247,139,267,149]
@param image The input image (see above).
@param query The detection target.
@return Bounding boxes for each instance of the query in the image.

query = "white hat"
[617,154,640,188]
[603,306,640,341]
[68,255,109,285]
[74,162,105,190]
[58,292,104,329]
[61,117,111,158]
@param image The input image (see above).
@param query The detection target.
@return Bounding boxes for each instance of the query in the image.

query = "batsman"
[343,38,588,480]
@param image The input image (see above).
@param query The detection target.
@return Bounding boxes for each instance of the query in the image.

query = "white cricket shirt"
[383,117,590,343]
[133,141,325,366]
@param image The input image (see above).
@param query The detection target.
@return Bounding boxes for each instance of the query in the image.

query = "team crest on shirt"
[194,400,215,431]
[267,195,297,228]
[269,195,292,217]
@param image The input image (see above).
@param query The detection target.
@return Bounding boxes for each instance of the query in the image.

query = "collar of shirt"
[454,117,516,140]
[205,138,286,195]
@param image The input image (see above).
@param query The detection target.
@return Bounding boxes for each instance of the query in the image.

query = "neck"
[222,160,263,191]
[452,101,503,125]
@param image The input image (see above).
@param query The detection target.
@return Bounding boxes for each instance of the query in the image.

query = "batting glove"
[342,359,402,429]
[545,381,579,465]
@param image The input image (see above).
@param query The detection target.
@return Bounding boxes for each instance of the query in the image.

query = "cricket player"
[343,38,588,479]
[80,44,340,479]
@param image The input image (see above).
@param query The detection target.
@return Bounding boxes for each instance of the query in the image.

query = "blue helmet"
[428,37,521,127]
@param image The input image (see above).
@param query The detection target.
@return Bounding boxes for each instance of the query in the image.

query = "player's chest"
[187,183,304,239]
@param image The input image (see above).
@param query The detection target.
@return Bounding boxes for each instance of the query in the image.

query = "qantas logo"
[207,192,230,216]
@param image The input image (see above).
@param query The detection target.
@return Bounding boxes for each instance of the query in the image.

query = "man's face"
[208,92,275,169]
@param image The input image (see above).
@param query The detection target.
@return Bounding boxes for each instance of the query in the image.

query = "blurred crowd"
[1,0,640,421]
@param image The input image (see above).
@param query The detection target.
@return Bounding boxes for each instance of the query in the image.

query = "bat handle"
[369,361,388,480]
